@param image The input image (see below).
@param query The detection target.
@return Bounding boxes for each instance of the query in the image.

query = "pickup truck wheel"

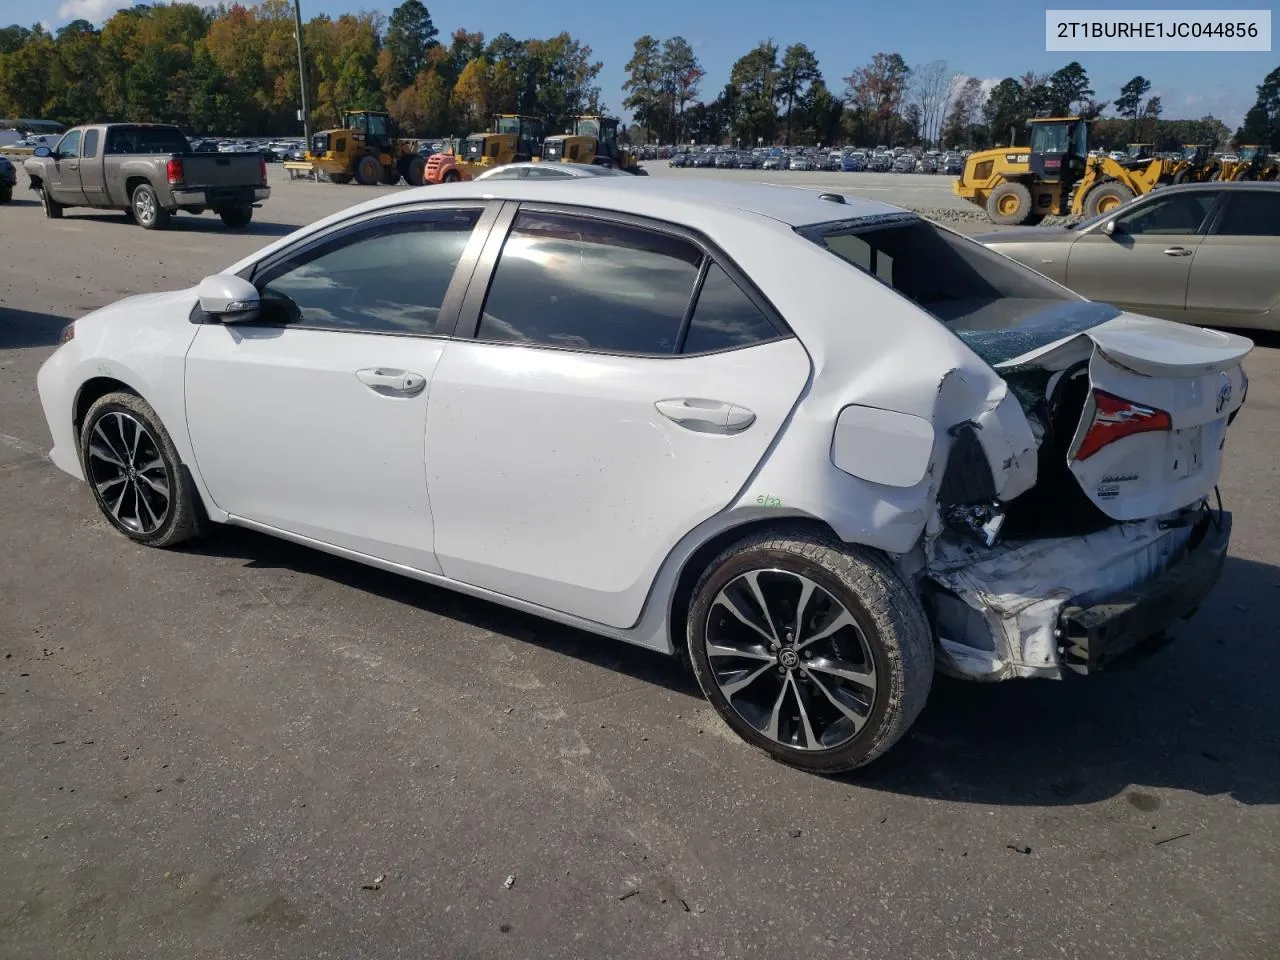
[41,186,64,219]
[218,205,253,228]
[131,183,169,230]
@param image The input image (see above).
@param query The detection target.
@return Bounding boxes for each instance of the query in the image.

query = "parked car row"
[189,136,307,163]
[668,144,968,174]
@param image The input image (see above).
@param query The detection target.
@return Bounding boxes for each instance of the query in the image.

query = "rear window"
[802,216,1120,365]
[104,126,190,155]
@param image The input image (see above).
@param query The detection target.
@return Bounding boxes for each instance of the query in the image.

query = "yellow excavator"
[953,117,1172,225]
[541,116,643,173]
[305,110,425,186]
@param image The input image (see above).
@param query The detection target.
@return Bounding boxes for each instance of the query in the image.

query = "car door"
[184,202,497,572]
[47,128,87,205]
[1184,189,1280,330]
[77,128,105,204]
[1064,189,1220,320]
[424,204,812,629]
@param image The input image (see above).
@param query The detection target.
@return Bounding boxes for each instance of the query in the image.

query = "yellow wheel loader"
[1218,146,1279,181]
[953,117,1172,226]
[305,110,426,186]
[540,116,644,174]
[1169,144,1217,183]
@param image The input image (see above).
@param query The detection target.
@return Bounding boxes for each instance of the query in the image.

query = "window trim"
[197,201,499,336]
[452,201,793,358]
[1204,188,1280,237]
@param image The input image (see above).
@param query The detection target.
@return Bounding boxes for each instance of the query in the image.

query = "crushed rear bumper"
[1058,510,1230,674]
[924,507,1230,681]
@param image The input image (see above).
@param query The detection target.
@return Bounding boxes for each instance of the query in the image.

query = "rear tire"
[329,173,353,185]
[131,183,169,230]
[443,170,459,183]
[407,155,426,187]
[355,155,381,186]
[79,391,200,548]
[1083,182,1135,217]
[218,205,253,228]
[687,530,934,772]
[0,185,11,204]
[41,186,63,219]
[984,181,1034,225]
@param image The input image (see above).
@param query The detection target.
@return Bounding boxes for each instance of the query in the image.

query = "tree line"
[627,39,1267,151]
[1,6,1275,151]
[0,0,602,137]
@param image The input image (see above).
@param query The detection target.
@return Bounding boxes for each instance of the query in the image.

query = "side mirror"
[33,145,52,158]
[1102,219,1118,237]
[197,274,260,323]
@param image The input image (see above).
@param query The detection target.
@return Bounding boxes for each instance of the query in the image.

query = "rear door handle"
[655,398,756,434]
[1163,247,1193,256]
[356,368,426,396]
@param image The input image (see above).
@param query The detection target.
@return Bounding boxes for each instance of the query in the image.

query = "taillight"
[1073,389,1172,461]
[259,155,268,184]
[166,157,183,184]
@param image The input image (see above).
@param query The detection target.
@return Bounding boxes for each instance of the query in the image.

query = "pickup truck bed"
[24,123,271,230]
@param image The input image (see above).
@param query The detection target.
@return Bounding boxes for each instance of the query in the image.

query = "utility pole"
[292,0,311,144]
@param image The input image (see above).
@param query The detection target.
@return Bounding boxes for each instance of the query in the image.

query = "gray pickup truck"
[24,123,271,230]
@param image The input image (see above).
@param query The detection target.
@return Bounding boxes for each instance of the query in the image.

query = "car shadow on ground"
[0,308,71,349]
[69,211,300,237]
[186,526,699,698]
[188,527,1279,807]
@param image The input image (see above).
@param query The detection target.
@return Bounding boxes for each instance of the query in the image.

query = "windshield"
[495,117,521,136]
[803,216,1120,365]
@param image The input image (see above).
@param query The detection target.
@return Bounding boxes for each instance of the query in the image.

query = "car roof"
[1151,180,1280,194]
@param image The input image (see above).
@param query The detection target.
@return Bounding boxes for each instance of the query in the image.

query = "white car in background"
[472,161,626,181]
[35,179,1249,771]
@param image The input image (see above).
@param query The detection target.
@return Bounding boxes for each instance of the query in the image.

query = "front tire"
[0,184,12,204]
[131,183,169,229]
[79,391,200,548]
[355,155,381,186]
[687,531,934,772]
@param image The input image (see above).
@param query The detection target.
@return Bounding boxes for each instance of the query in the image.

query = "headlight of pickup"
[58,322,75,345]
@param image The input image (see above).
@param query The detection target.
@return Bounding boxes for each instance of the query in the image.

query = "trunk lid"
[998,312,1251,522]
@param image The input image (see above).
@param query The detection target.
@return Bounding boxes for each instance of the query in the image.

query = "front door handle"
[655,398,756,434]
[1163,247,1193,256]
[356,367,426,396]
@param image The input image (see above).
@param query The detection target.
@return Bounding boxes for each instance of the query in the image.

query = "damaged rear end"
[805,215,1251,682]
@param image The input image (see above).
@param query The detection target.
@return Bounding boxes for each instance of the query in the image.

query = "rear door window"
[1214,192,1280,236]
[81,129,99,159]
[477,211,702,354]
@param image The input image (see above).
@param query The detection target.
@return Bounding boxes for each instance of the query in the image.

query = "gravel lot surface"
[1,164,1277,960]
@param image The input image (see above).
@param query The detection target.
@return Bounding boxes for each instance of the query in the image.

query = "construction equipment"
[1168,144,1217,183]
[541,116,643,173]
[953,117,1174,226]
[426,115,543,185]
[1218,145,1279,181]
[306,110,426,186]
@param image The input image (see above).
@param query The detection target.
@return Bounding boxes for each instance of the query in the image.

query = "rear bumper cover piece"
[1058,510,1230,674]
[926,507,1230,680]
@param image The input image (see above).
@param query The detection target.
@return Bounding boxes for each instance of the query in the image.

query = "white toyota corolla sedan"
[37,178,1250,771]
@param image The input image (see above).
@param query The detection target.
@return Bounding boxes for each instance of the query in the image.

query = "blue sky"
[36,0,1277,127]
